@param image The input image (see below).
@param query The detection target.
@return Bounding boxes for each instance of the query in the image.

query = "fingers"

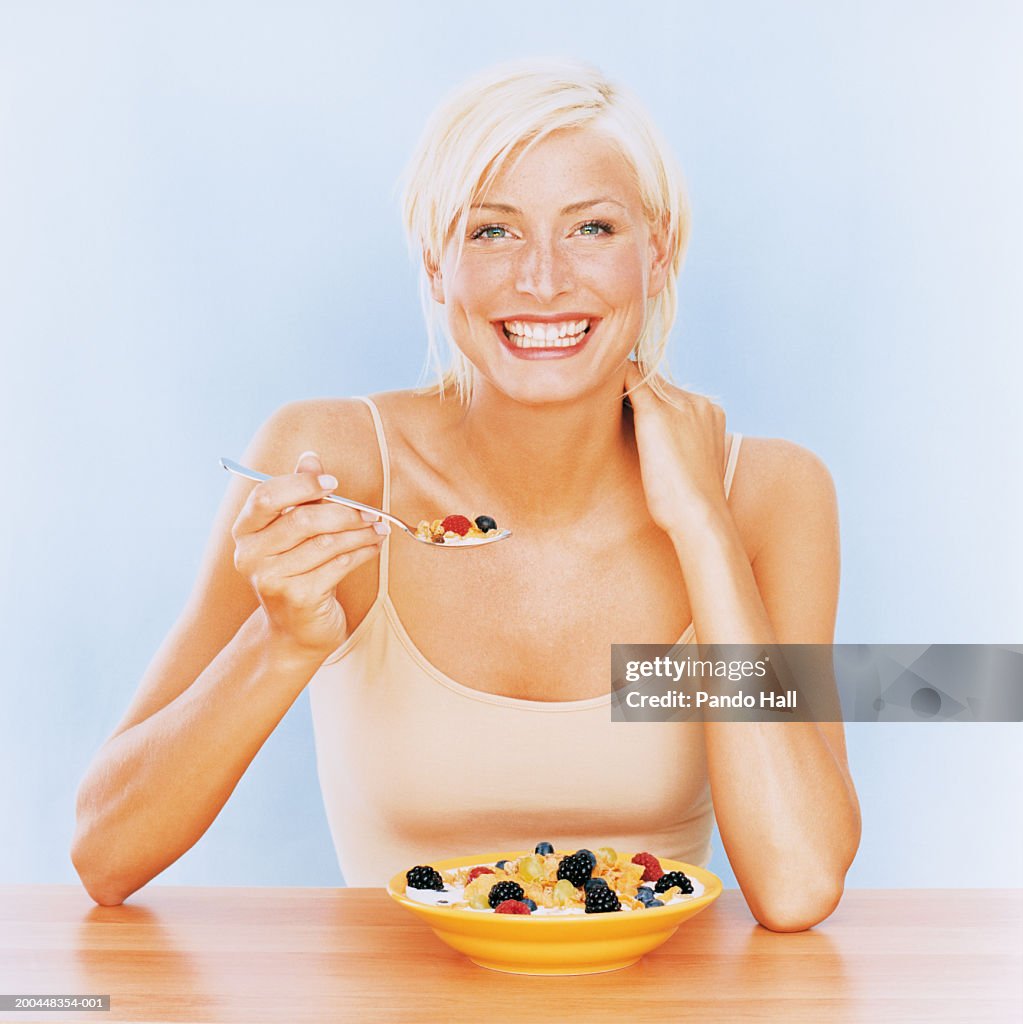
[233,450,339,536]
[295,450,322,476]
[270,524,385,589]
[282,450,326,515]
[260,522,385,585]
[624,362,727,458]
[261,501,384,558]
[625,360,724,415]
[623,359,646,408]
[624,359,676,408]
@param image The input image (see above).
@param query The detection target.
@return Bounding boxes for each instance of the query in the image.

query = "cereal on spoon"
[415,514,500,545]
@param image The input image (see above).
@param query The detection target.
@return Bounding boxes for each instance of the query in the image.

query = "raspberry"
[655,870,694,895]
[631,852,664,882]
[585,886,622,914]
[441,515,472,536]
[556,853,593,888]
[494,899,532,915]
[488,881,525,908]
[406,865,444,891]
[466,866,495,884]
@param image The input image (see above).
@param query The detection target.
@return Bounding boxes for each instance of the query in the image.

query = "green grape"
[554,879,576,905]
[468,888,492,910]
[518,855,543,881]
[596,846,617,867]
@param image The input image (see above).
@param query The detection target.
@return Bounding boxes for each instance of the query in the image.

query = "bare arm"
[671,441,861,932]
[71,401,383,905]
[625,364,861,933]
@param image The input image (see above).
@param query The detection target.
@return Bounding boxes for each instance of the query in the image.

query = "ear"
[646,218,672,300]
[424,249,445,305]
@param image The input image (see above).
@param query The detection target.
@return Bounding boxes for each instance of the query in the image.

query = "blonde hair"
[400,57,690,403]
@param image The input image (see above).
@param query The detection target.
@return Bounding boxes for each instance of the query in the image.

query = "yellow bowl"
[386,850,723,976]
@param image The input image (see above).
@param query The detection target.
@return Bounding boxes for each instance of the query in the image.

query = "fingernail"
[318,474,338,490]
[359,510,380,523]
[373,522,391,535]
[298,450,319,461]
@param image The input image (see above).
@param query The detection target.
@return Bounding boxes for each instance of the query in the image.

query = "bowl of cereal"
[385,843,722,975]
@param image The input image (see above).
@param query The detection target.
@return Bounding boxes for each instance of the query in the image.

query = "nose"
[513,237,572,304]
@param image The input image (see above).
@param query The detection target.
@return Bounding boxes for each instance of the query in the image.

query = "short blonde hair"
[400,57,690,403]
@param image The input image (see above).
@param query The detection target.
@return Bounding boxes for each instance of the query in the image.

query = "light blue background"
[2,1,1020,894]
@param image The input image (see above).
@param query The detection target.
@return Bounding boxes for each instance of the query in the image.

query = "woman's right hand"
[231,450,387,658]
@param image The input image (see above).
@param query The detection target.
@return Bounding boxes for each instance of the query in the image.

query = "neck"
[447,372,638,526]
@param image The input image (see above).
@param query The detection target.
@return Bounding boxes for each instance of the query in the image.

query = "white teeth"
[502,319,590,348]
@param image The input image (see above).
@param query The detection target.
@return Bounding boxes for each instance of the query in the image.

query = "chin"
[475,369,610,408]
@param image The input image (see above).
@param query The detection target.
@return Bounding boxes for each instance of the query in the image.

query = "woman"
[72,58,860,930]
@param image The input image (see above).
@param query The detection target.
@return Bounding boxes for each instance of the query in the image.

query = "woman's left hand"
[624,361,730,537]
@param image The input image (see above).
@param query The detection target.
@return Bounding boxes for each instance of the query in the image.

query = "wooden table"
[1,886,1020,1022]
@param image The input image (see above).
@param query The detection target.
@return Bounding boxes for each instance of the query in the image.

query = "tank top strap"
[354,395,390,596]
[724,433,743,499]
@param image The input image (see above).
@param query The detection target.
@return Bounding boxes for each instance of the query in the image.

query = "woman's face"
[429,126,670,406]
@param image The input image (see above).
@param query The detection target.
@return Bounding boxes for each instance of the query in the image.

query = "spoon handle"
[219,457,412,534]
[320,493,413,534]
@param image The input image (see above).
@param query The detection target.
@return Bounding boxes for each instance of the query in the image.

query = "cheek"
[445,260,505,309]
[575,247,647,298]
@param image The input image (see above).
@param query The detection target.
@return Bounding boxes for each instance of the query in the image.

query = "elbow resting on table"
[70,832,133,908]
[751,882,845,933]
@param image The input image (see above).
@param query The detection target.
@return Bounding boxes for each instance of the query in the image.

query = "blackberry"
[584,877,609,893]
[534,841,555,855]
[488,881,525,908]
[406,865,444,891]
[585,886,622,914]
[475,515,498,533]
[556,852,593,888]
[655,870,694,895]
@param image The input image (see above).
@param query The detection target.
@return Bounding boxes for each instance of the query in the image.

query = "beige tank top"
[309,397,744,887]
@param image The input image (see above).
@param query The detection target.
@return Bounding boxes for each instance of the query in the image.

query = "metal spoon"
[219,457,512,548]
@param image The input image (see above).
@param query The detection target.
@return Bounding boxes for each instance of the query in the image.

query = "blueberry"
[645,899,665,908]
[475,515,498,533]
[584,878,609,892]
[575,849,597,870]
[534,842,554,855]
[634,887,655,904]
[495,860,509,870]
[522,899,537,911]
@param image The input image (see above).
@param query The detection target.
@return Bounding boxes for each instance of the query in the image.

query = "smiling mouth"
[498,318,594,350]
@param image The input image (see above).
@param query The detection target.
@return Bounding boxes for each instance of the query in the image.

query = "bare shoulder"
[729,436,838,561]
[246,395,387,505]
[734,435,835,496]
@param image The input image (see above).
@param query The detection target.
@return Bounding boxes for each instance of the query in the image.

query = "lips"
[494,316,599,359]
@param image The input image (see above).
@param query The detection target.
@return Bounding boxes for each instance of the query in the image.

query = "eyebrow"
[469,197,627,215]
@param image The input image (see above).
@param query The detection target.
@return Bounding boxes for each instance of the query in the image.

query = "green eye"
[472,225,507,239]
